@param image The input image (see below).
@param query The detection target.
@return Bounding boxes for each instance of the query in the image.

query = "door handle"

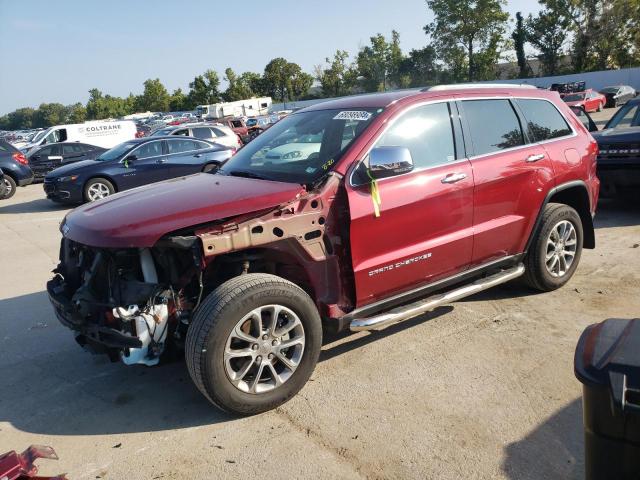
[156,158,167,163]
[194,153,202,158]
[441,173,467,184]
[526,153,545,163]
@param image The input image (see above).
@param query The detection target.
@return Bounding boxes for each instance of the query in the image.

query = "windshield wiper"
[225,170,272,181]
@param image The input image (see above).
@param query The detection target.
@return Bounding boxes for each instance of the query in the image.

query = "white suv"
[151,123,241,149]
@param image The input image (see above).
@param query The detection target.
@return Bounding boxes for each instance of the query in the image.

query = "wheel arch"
[83,175,119,193]
[526,181,595,252]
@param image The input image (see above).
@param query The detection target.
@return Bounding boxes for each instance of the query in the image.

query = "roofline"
[427,83,537,91]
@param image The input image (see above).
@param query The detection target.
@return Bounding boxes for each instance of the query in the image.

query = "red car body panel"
[60,86,599,314]
[63,174,304,248]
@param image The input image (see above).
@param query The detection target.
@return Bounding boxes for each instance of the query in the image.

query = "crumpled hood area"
[62,173,305,248]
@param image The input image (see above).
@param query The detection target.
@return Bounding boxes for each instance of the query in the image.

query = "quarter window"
[518,99,572,141]
[462,99,524,155]
[63,144,84,154]
[373,102,456,169]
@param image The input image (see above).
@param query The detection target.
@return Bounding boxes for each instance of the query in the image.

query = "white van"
[19,120,137,152]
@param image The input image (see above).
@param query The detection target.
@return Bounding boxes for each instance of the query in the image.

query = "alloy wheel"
[3,178,12,196]
[545,220,577,277]
[87,182,111,201]
[224,304,305,394]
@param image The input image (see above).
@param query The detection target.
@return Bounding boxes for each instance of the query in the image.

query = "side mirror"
[125,154,137,162]
[368,146,414,179]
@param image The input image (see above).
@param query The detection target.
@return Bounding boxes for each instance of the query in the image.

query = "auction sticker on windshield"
[333,111,372,121]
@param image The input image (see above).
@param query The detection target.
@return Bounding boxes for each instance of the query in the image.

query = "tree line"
[2,0,639,130]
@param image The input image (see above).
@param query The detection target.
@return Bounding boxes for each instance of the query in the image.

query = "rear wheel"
[1,175,16,199]
[524,203,583,292]
[84,178,114,203]
[202,163,218,173]
[185,273,322,415]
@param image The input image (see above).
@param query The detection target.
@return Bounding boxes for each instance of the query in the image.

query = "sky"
[0,0,541,115]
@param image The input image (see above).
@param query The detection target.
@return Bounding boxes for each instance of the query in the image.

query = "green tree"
[512,12,532,78]
[424,0,509,82]
[526,9,571,76]
[356,33,396,92]
[262,58,292,102]
[33,103,67,128]
[169,88,188,111]
[187,70,221,107]
[289,68,313,100]
[2,107,35,129]
[66,103,87,123]
[315,50,358,97]
[223,68,254,101]
[399,46,440,87]
[137,78,170,112]
[240,72,268,97]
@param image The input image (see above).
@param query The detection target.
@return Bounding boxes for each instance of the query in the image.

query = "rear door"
[29,145,58,177]
[347,101,474,306]
[116,140,170,189]
[459,97,556,266]
[61,143,87,165]
[165,138,210,176]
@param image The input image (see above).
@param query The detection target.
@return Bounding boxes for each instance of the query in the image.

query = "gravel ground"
[1,107,638,479]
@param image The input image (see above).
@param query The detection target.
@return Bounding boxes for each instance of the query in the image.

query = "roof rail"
[425,83,537,92]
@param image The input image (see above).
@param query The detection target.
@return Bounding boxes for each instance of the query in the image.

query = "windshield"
[31,128,51,143]
[605,102,640,129]
[563,93,585,102]
[219,108,382,185]
[96,141,138,161]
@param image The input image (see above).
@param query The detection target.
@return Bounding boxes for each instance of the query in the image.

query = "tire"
[185,273,322,415]
[1,175,16,199]
[524,203,583,292]
[597,102,603,112]
[202,163,218,173]
[84,178,114,203]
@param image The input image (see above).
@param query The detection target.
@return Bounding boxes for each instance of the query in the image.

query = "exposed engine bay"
[47,174,350,365]
[47,240,199,365]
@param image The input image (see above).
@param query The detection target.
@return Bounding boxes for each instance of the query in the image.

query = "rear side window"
[518,99,572,141]
[167,139,200,154]
[462,99,524,155]
[211,127,228,137]
[192,127,213,139]
[63,144,84,154]
[134,141,163,159]
[373,102,456,169]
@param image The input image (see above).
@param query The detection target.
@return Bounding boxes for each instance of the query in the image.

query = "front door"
[116,140,170,190]
[347,101,474,307]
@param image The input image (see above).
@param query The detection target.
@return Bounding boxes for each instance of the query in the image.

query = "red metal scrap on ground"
[0,445,67,480]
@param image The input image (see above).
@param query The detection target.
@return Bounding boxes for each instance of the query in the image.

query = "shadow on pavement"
[0,291,233,436]
[0,198,71,215]
[594,198,640,229]
[320,306,453,362]
[502,398,584,480]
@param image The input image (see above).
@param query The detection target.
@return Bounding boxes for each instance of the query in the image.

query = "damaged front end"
[47,238,201,365]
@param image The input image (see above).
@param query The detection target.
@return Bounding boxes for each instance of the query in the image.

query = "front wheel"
[524,203,583,292]
[185,273,322,415]
[84,178,114,203]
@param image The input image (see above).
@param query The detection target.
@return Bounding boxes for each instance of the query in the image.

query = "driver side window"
[373,102,456,169]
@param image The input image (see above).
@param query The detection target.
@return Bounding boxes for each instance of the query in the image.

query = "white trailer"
[196,97,272,120]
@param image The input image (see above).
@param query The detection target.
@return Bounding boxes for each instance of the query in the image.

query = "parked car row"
[559,84,637,111]
[43,136,234,203]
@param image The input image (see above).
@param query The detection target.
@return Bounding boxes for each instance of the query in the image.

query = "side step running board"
[350,264,525,332]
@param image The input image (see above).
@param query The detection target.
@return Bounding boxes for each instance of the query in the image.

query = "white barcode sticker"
[333,111,372,121]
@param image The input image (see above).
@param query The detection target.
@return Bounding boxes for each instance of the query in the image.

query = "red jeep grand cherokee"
[48,85,599,414]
